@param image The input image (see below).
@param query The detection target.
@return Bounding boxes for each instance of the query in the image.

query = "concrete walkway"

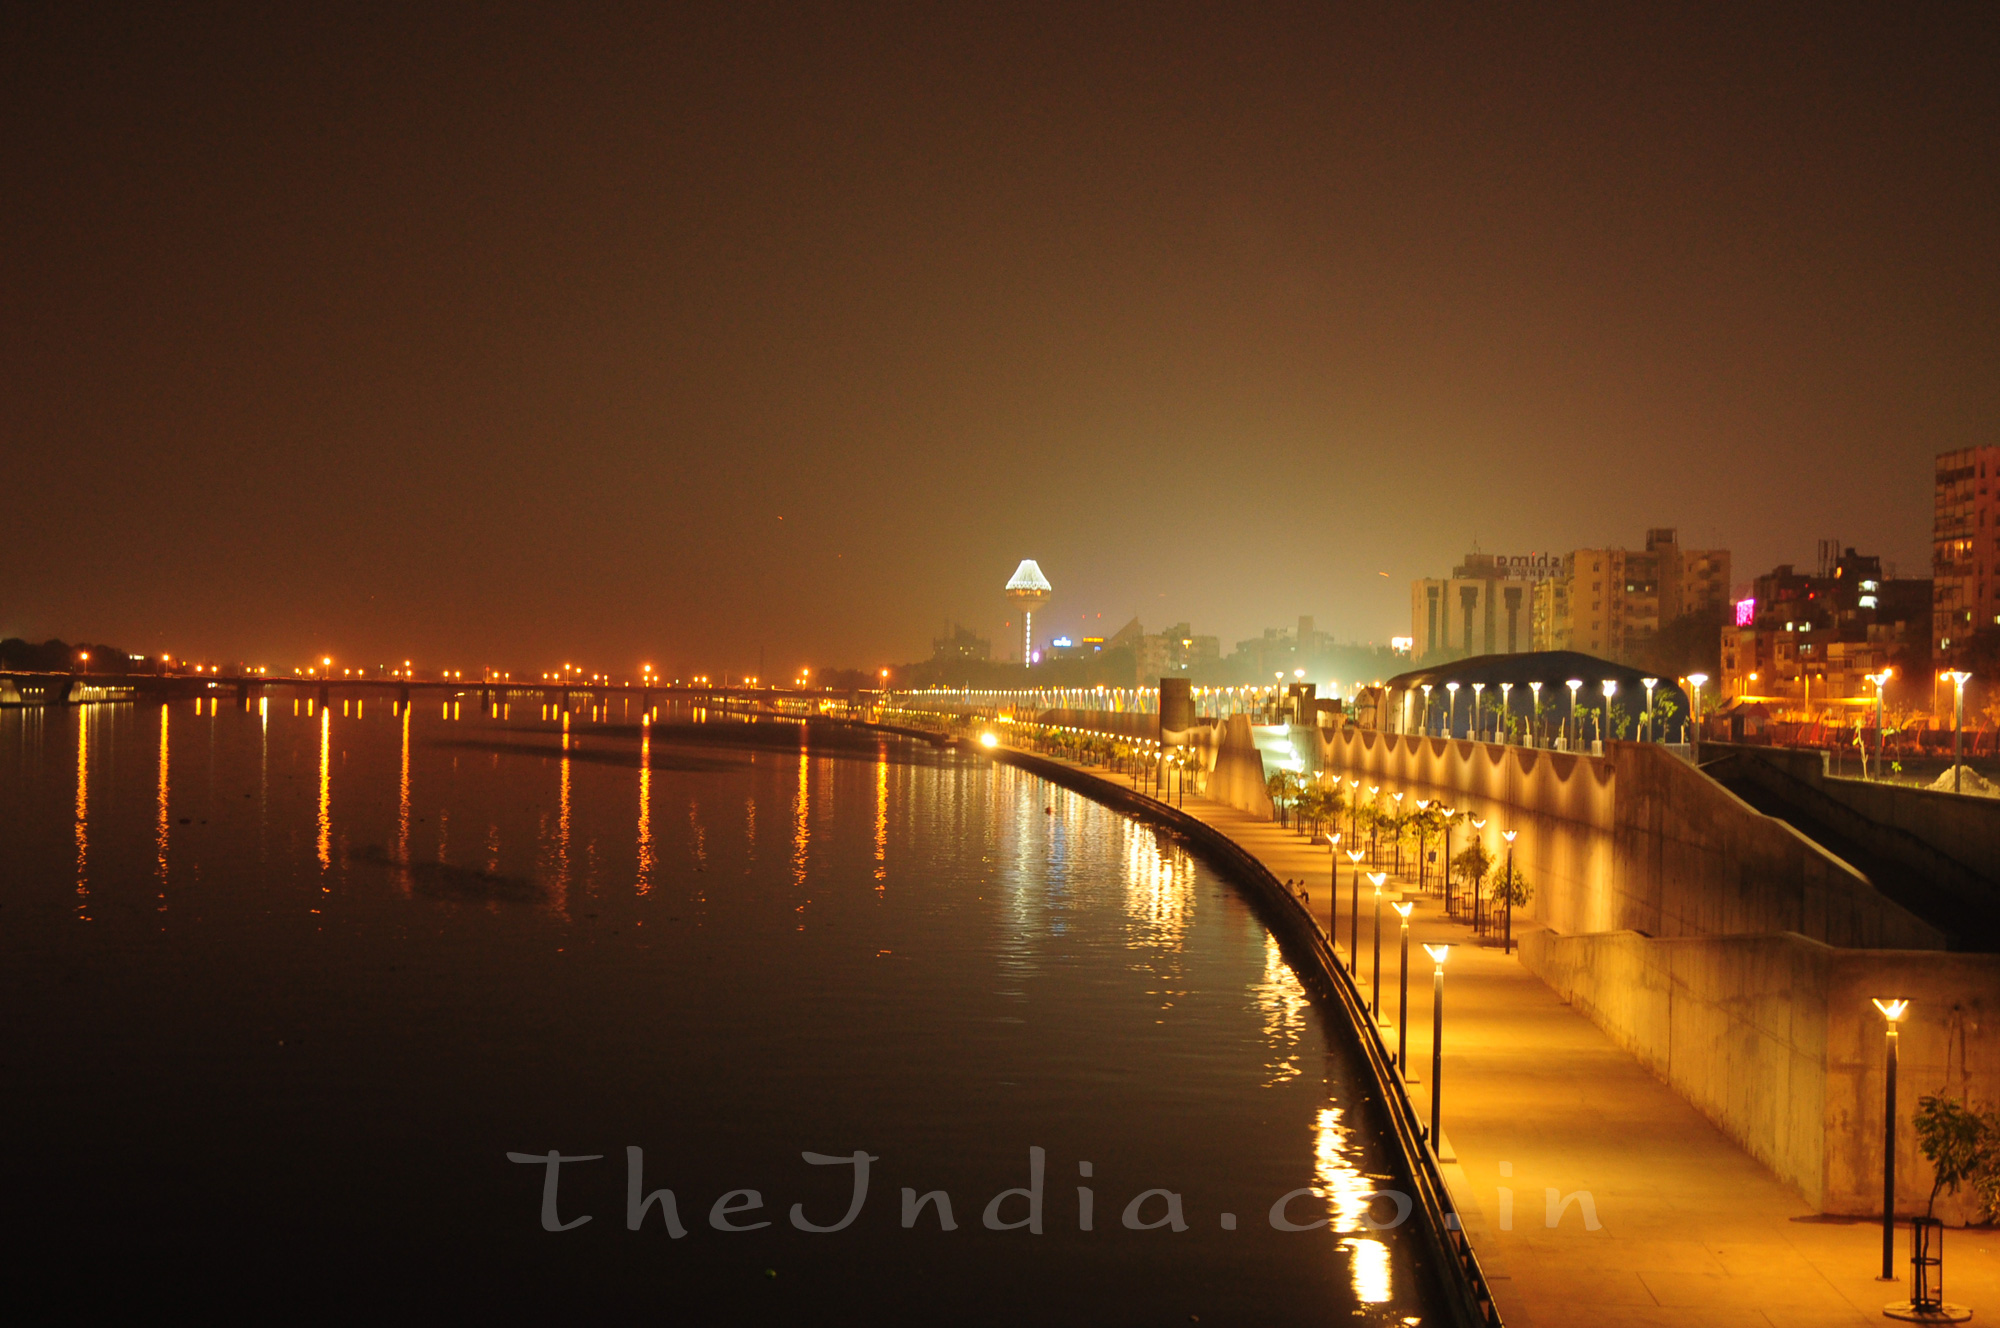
[1040,757,2000,1328]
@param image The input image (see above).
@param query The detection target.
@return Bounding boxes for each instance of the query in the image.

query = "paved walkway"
[1038,756,2000,1328]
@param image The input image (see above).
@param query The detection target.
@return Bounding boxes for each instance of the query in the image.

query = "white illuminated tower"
[1005,560,1052,667]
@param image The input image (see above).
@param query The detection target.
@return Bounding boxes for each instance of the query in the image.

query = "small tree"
[1267,769,1300,825]
[1913,1094,2000,1222]
[1451,841,1493,894]
[1491,860,1534,908]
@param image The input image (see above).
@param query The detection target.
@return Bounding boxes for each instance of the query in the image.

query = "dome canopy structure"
[1380,650,1693,741]
[1004,560,1051,667]
[1004,560,1052,596]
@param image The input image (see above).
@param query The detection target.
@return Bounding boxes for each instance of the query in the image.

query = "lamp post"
[1392,900,1415,1071]
[1945,671,1971,793]
[1471,681,1486,741]
[1369,872,1387,1018]
[1414,800,1431,886]
[1368,785,1382,866]
[1600,679,1618,751]
[1867,669,1894,782]
[1499,682,1513,744]
[1564,679,1583,750]
[1391,791,1405,873]
[1469,817,1488,931]
[1420,683,1434,735]
[1346,849,1365,973]
[1439,807,1457,914]
[1529,680,1543,748]
[1642,677,1659,741]
[1426,944,1451,1147]
[1500,829,1518,954]
[1687,674,1708,763]
[1446,681,1460,738]
[1873,997,1910,1281]
[1323,832,1341,924]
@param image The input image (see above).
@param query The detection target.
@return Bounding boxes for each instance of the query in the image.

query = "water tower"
[1004,560,1052,667]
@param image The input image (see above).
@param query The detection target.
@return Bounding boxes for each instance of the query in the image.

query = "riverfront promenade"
[1019,753,2000,1328]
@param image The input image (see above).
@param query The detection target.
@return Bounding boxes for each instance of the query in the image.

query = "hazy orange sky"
[6,3,1995,676]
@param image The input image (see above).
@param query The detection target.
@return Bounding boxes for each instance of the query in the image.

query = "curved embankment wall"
[989,746,1500,1328]
[1313,729,1940,951]
[1307,727,2000,1218]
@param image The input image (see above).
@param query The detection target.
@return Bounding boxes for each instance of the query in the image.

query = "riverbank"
[993,742,2000,1328]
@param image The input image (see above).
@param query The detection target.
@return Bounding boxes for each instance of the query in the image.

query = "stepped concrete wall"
[1316,728,2000,1217]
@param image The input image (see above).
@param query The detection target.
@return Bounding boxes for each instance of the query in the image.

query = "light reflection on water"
[1,700,1436,1323]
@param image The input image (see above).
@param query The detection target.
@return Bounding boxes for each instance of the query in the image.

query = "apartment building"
[1934,445,2000,659]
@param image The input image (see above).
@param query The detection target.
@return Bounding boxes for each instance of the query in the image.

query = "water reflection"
[0,698,1439,1322]
[397,703,412,895]
[1120,818,1192,953]
[873,746,888,889]
[635,725,653,896]
[155,704,170,910]
[792,745,810,898]
[555,713,572,914]
[1249,932,1311,1085]
[316,707,332,876]
[73,705,90,921]
[1313,1104,1396,1306]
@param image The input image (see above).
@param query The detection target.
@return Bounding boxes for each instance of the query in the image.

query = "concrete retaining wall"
[1518,928,2000,1220]
[1315,729,1943,951]
[1315,727,1995,1215]
[1208,714,1275,820]
[1708,742,2000,885]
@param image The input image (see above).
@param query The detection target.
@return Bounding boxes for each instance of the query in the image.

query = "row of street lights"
[1321,781,1934,1308]
[1406,673,1712,753]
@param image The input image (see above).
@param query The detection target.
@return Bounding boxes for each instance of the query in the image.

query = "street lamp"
[1391,791,1406,873]
[1439,807,1458,913]
[1469,817,1488,930]
[1642,677,1659,741]
[1564,679,1583,750]
[1346,849,1366,972]
[1368,872,1388,1018]
[1471,681,1486,741]
[1414,799,1431,886]
[1944,671,1972,793]
[1499,681,1513,744]
[1425,943,1452,1147]
[1687,674,1709,762]
[1420,683,1434,735]
[1529,680,1543,748]
[1500,829,1518,954]
[1367,785,1382,866]
[1600,679,1618,750]
[1873,997,1910,1281]
[1392,900,1415,1071]
[1445,681,1460,738]
[1867,669,1894,781]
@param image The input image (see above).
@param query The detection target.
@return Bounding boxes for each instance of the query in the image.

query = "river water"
[0,698,1444,1323]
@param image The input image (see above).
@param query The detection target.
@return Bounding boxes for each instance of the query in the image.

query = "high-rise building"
[1722,547,1930,705]
[1934,446,2000,659]
[1412,530,1729,668]
[1409,553,1554,661]
[931,624,991,662]
[1565,529,1730,661]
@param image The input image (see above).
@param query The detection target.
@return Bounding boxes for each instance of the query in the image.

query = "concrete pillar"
[1159,677,1194,742]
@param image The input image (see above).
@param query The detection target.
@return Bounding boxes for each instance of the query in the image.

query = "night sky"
[5,4,1996,676]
